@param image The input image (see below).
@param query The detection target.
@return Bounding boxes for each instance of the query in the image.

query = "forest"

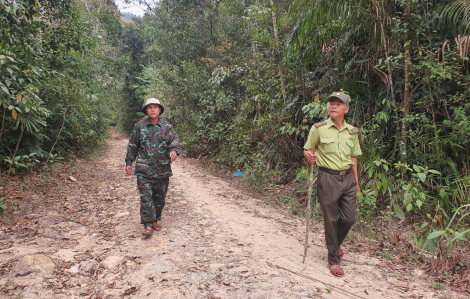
[1,0,470,259]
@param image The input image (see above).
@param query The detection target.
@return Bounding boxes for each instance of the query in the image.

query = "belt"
[319,167,351,176]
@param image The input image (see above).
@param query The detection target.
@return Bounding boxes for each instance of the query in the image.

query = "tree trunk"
[374,0,396,107]
[0,107,6,144]
[269,0,287,103]
[403,2,411,144]
[8,125,24,174]
[373,0,402,155]
[251,40,261,123]
[49,102,69,157]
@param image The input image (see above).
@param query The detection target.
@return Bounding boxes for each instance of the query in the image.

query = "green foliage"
[395,163,442,213]
[425,204,470,255]
[0,0,123,172]
[357,189,377,221]
[411,214,438,254]
[46,153,64,163]
[2,153,39,175]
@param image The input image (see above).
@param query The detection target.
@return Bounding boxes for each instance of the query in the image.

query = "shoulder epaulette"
[314,120,327,128]
[349,127,359,135]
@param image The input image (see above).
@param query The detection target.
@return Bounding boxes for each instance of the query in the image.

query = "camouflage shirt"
[125,118,181,178]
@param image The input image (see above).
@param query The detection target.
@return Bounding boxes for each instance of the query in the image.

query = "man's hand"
[303,150,317,164]
[125,166,133,176]
[170,151,177,162]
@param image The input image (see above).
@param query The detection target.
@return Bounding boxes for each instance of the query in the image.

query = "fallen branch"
[275,264,366,299]
[303,164,316,263]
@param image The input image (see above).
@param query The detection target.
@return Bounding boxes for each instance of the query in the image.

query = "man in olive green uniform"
[125,98,181,237]
[303,91,361,277]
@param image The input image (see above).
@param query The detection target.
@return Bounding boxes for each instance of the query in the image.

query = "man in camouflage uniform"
[303,91,362,277]
[125,98,181,237]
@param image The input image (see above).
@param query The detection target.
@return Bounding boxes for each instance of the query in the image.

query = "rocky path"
[0,135,464,299]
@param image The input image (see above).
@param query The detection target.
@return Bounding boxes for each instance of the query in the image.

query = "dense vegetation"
[0,0,123,173]
[2,0,470,256]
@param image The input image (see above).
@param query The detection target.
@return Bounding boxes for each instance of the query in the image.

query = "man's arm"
[303,147,317,164]
[303,125,319,165]
[168,125,181,161]
[125,124,140,175]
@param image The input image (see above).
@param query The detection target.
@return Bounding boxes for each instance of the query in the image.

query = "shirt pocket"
[139,131,153,148]
[340,139,354,160]
[320,138,336,153]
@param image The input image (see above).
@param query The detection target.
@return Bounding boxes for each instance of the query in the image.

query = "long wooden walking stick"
[302,163,317,263]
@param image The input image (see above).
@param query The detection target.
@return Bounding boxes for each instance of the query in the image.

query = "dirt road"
[0,135,463,299]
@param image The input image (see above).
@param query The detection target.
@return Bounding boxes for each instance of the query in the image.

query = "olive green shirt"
[304,118,362,171]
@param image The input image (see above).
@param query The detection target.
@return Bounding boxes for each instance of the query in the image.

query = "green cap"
[328,91,350,105]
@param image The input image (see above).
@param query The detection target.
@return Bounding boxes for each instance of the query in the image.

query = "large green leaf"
[427,231,445,240]
[394,205,405,221]
[417,172,426,183]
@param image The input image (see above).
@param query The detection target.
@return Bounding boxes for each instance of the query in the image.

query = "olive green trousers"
[318,169,357,265]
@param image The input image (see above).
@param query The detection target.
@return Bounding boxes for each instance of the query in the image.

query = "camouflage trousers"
[137,176,169,227]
